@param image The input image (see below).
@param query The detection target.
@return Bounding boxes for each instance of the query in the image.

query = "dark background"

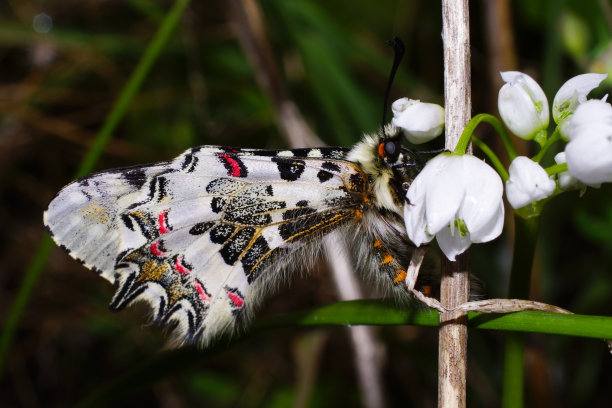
[1,0,612,407]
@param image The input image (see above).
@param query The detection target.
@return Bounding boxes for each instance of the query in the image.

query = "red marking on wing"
[174,255,191,275]
[194,280,211,302]
[149,241,165,256]
[158,210,170,234]
[226,290,244,308]
[218,153,242,177]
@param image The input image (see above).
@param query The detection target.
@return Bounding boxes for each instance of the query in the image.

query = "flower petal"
[459,155,504,239]
[565,99,612,185]
[566,133,612,185]
[553,73,608,125]
[403,199,433,246]
[554,152,586,191]
[469,201,504,243]
[404,156,439,246]
[567,98,612,140]
[424,155,464,234]
[436,225,472,261]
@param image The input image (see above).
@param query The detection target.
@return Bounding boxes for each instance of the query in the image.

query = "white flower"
[565,99,612,185]
[498,71,549,139]
[391,98,445,144]
[505,156,556,209]
[552,73,607,138]
[554,152,588,191]
[404,153,504,261]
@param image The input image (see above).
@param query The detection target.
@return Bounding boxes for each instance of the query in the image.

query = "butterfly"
[44,125,426,346]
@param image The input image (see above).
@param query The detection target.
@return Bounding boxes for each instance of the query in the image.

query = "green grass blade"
[0,0,191,377]
[258,299,612,339]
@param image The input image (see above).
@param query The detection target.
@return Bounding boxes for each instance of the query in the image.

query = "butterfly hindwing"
[44,146,368,344]
[43,163,173,283]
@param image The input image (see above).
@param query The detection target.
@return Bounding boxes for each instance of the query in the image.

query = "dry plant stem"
[405,247,427,291]
[406,245,572,316]
[405,254,612,352]
[438,255,470,408]
[227,1,385,407]
[406,248,451,312]
[454,300,569,314]
[440,0,471,407]
[406,251,610,345]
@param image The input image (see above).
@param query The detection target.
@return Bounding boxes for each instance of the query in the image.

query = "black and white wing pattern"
[44,146,369,345]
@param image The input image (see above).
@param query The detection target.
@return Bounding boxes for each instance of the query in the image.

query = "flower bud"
[565,99,612,185]
[498,71,549,139]
[391,98,445,144]
[505,156,556,209]
[552,73,607,138]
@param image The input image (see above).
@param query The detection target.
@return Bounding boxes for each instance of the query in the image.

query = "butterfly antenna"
[382,37,405,137]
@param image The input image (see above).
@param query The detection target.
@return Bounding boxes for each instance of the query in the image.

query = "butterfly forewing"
[44,146,368,344]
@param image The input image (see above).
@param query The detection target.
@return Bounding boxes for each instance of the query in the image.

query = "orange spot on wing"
[393,269,407,283]
[382,253,394,265]
[373,240,383,248]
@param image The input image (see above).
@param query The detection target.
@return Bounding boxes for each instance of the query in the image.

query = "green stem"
[454,113,518,160]
[545,162,567,176]
[472,136,510,181]
[502,215,541,408]
[533,127,561,163]
[0,0,191,377]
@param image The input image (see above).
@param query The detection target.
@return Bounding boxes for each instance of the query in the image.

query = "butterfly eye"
[384,140,400,161]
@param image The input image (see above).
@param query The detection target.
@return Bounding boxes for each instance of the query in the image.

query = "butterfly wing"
[44,146,366,345]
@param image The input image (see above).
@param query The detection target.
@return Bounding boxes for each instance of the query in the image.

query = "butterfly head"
[346,125,421,216]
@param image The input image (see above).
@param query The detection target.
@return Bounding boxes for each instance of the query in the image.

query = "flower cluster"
[394,69,611,261]
[497,71,612,201]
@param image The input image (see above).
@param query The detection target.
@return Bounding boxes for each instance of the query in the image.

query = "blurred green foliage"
[1,0,612,407]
